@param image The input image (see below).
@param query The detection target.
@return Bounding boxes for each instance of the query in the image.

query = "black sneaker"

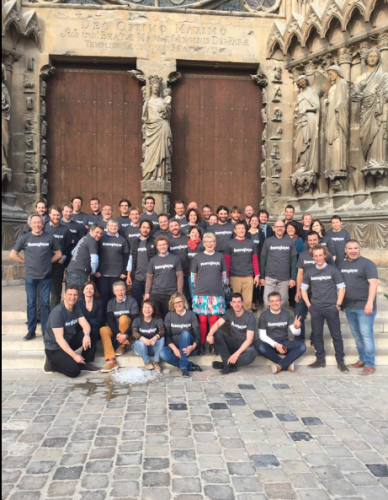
[43,357,53,374]
[191,363,203,372]
[220,364,238,375]
[81,363,100,373]
[212,361,224,370]
[24,332,36,341]
[181,369,190,378]
[338,363,349,373]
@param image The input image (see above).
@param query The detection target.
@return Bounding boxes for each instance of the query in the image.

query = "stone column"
[377,32,388,70]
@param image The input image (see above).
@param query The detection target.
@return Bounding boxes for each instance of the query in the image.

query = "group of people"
[10,195,379,378]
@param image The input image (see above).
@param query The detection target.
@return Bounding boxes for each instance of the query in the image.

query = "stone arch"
[284,31,303,55]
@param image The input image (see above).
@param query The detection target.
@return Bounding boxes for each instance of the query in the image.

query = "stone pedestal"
[316,194,330,209]
[353,191,370,206]
[141,179,171,215]
[332,192,352,210]
[298,196,316,211]
[2,195,27,250]
[370,188,388,207]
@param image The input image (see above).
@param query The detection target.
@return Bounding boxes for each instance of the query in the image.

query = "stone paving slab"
[2,367,388,500]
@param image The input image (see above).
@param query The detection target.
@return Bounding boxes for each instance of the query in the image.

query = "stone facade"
[1,0,387,249]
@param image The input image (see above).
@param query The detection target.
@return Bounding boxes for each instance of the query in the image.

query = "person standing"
[301,213,312,241]
[160,292,202,378]
[243,205,254,230]
[260,220,297,308]
[153,213,170,238]
[61,203,86,259]
[230,206,242,225]
[168,220,190,299]
[43,284,100,377]
[284,205,303,234]
[327,215,351,267]
[191,232,227,355]
[258,292,306,373]
[225,221,260,312]
[247,214,265,311]
[100,281,140,370]
[286,221,304,309]
[183,208,202,235]
[145,235,183,319]
[44,205,72,309]
[209,206,234,254]
[207,293,257,375]
[71,196,88,229]
[340,240,379,376]
[100,205,114,231]
[132,299,165,371]
[127,220,156,308]
[309,219,336,257]
[123,207,141,248]
[86,197,103,227]
[117,198,132,235]
[258,210,274,239]
[10,214,62,341]
[200,204,212,231]
[173,200,189,232]
[139,196,159,231]
[95,219,130,313]
[24,200,48,233]
[301,245,348,372]
[66,224,104,288]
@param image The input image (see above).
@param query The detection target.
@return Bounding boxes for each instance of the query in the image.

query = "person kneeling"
[257,291,306,373]
[160,292,202,378]
[132,299,165,372]
[43,284,100,377]
[207,293,257,375]
[100,281,140,373]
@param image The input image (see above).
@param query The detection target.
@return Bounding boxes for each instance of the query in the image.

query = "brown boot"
[145,363,154,371]
[115,344,126,357]
[350,360,365,368]
[101,360,118,373]
[153,362,162,373]
[360,366,375,376]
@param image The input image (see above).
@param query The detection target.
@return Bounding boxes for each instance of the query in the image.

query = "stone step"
[3,331,388,353]
[2,347,388,371]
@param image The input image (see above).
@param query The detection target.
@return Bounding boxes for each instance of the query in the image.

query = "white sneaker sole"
[101,366,119,373]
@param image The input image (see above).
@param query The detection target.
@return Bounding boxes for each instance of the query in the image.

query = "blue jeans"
[160,331,198,371]
[258,340,306,370]
[132,279,145,309]
[132,338,165,363]
[25,278,51,334]
[65,271,88,289]
[294,296,309,341]
[346,308,377,367]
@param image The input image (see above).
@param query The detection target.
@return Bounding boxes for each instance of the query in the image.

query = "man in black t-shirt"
[168,220,190,299]
[61,203,86,259]
[11,214,62,341]
[340,240,379,376]
[301,245,348,372]
[43,284,100,377]
[139,196,159,232]
[153,213,170,237]
[258,292,305,373]
[23,200,49,233]
[71,196,88,229]
[117,198,132,235]
[207,293,257,374]
[86,197,103,228]
[209,206,234,254]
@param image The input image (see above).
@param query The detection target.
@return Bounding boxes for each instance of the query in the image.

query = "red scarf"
[188,238,202,251]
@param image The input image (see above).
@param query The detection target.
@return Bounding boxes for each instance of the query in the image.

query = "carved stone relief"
[23,177,37,193]
[26,96,34,112]
[25,136,35,154]
[2,63,12,183]
[25,158,37,173]
[272,87,282,102]
[272,67,283,83]
[25,119,34,133]
[271,108,283,122]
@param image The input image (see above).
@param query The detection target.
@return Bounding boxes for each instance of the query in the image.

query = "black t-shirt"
[174,216,189,232]
[140,212,159,231]
[225,238,255,277]
[147,253,182,295]
[165,309,199,345]
[123,225,141,246]
[67,233,99,275]
[98,233,129,277]
[326,229,351,265]
[44,222,72,256]
[302,264,345,308]
[168,234,189,276]
[44,302,82,351]
[13,232,61,279]
[188,242,204,272]
[61,219,86,246]
[192,252,226,296]
[153,229,171,238]
[132,317,164,340]
[297,250,316,271]
[259,308,293,343]
[221,309,256,345]
[117,216,131,235]
[261,235,296,281]
[72,211,88,227]
[134,239,149,282]
[107,296,140,326]
[86,213,103,227]
[340,257,378,310]
[209,223,234,253]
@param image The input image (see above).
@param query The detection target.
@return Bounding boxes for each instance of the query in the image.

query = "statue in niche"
[141,75,173,182]
[40,99,46,117]
[41,158,48,175]
[41,139,47,157]
[271,161,282,178]
[2,64,11,181]
[23,177,37,193]
[272,180,281,196]
[25,119,34,133]
[351,48,388,166]
[41,119,47,137]
[271,144,280,160]
[26,96,34,112]
[41,178,48,196]
[26,136,35,153]
[40,80,47,98]
[324,66,349,172]
[293,75,319,174]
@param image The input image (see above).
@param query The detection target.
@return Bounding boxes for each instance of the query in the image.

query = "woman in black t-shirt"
[132,300,165,372]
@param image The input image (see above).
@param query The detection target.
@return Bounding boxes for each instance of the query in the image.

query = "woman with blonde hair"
[160,292,202,377]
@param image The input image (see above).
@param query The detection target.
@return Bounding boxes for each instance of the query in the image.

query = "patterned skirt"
[192,295,226,316]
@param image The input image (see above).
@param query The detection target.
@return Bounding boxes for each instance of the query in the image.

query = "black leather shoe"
[308,359,326,369]
[198,343,205,356]
[181,369,190,378]
[191,362,203,372]
[220,365,238,375]
[24,332,36,341]
[338,363,349,373]
[212,361,224,370]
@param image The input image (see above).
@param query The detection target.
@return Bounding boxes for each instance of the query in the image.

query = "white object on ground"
[113,366,164,386]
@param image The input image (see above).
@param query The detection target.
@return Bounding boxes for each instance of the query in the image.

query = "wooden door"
[47,67,143,209]
[171,68,263,211]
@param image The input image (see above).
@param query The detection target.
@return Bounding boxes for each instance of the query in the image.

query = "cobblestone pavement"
[2,367,388,500]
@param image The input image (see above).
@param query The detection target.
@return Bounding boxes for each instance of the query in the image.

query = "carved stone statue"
[2,64,11,182]
[272,67,283,83]
[351,49,388,166]
[23,177,37,193]
[41,178,48,195]
[293,75,319,174]
[141,76,173,182]
[25,158,37,173]
[25,119,34,133]
[41,158,48,175]
[272,108,282,122]
[325,66,349,172]
[41,119,47,137]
